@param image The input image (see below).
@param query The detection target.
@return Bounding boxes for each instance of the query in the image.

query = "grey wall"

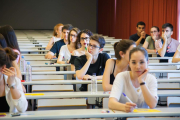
[0,0,97,32]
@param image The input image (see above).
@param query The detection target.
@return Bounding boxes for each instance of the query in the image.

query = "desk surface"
[21,71,75,75]
[22,79,180,85]
[25,90,180,99]
[1,108,180,120]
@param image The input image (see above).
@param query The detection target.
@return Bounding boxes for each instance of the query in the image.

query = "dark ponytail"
[0,47,18,68]
[0,33,7,48]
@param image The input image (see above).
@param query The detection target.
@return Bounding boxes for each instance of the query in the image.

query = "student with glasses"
[143,26,163,54]
[69,29,93,72]
[57,28,80,64]
[74,35,110,91]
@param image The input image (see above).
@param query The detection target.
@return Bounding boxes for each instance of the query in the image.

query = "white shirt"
[4,75,28,113]
[110,71,158,108]
[59,45,71,61]
[52,36,61,43]
[177,44,180,52]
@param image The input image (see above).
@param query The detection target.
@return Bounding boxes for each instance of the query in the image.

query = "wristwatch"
[8,83,16,89]
[140,82,145,86]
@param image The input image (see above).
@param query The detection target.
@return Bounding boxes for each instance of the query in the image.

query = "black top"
[74,53,110,76]
[110,60,116,85]
[0,96,9,112]
[129,33,149,45]
[75,53,110,91]
[69,55,78,65]
[50,39,66,58]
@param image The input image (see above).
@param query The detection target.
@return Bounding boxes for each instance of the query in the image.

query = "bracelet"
[140,82,145,86]
[7,82,16,89]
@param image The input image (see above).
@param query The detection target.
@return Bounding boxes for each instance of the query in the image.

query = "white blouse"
[4,75,28,113]
[110,71,158,108]
[59,45,71,61]
[52,36,61,43]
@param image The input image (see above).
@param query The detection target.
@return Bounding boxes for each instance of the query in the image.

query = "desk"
[149,70,180,73]
[149,63,180,66]
[21,71,75,80]
[1,108,180,119]
[25,90,180,99]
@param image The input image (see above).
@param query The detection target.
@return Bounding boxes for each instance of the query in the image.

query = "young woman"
[0,25,26,93]
[0,47,27,113]
[102,39,136,91]
[46,23,64,50]
[109,47,158,112]
[70,29,93,71]
[57,28,80,64]
[143,26,162,53]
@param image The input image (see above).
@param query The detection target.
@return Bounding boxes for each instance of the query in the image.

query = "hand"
[2,67,16,86]
[138,68,149,83]
[82,74,92,80]
[140,31,146,39]
[161,33,167,42]
[152,35,157,41]
[124,102,137,112]
[85,50,92,61]
[45,52,54,59]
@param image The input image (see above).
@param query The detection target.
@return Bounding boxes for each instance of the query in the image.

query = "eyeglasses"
[150,31,158,33]
[88,44,100,49]
[70,34,77,37]
[80,37,89,41]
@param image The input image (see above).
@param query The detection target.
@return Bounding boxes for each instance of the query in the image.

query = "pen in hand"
[123,93,138,108]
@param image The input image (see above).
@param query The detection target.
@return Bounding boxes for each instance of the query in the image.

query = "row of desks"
[2,108,180,119]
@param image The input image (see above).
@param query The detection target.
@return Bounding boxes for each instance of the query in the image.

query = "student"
[74,35,110,91]
[45,24,73,59]
[0,33,7,48]
[109,47,158,112]
[46,23,64,50]
[0,25,26,93]
[70,29,93,71]
[158,23,179,57]
[143,26,163,53]
[0,47,28,113]
[57,28,80,64]
[129,21,149,46]
[0,25,21,64]
[102,39,136,91]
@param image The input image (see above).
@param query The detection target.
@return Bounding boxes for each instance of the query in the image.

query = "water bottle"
[91,73,97,93]
[26,62,32,82]
[20,56,26,72]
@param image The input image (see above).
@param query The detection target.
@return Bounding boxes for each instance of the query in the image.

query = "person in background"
[129,21,149,46]
[45,24,73,59]
[143,26,163,53]
[158,23,179,57]
[102,39,136,91]
[46,23,64,50]
[0,47,27,113]
[57,28,80,64]
[74,35,110,91]
[70,29,93,72]
[109,47,158,112]
[0,25,26,93]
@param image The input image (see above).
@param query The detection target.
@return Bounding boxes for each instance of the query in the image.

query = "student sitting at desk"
[45,24,73,59]
[143,26,163,54]
[0,25,26,93]
[46,23,64,50]
[57,28,80,64]
[75,35,110,91]
[102,39,136,91]
[157,23,179,57]
[109,47,158,112]
[0,47,27,113]
[70,29,93,72]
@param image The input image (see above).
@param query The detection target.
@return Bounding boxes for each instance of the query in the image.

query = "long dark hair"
[0,25,20,52]
[0,33,7,48]
[68,28,81,49]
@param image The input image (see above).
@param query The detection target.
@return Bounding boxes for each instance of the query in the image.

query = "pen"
[122,93,133,103]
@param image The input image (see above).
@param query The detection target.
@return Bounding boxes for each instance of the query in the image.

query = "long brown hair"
[53,23,64,36]
[68,28,81,49]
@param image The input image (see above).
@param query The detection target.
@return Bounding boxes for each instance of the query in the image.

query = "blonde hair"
[53,23,64,36]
